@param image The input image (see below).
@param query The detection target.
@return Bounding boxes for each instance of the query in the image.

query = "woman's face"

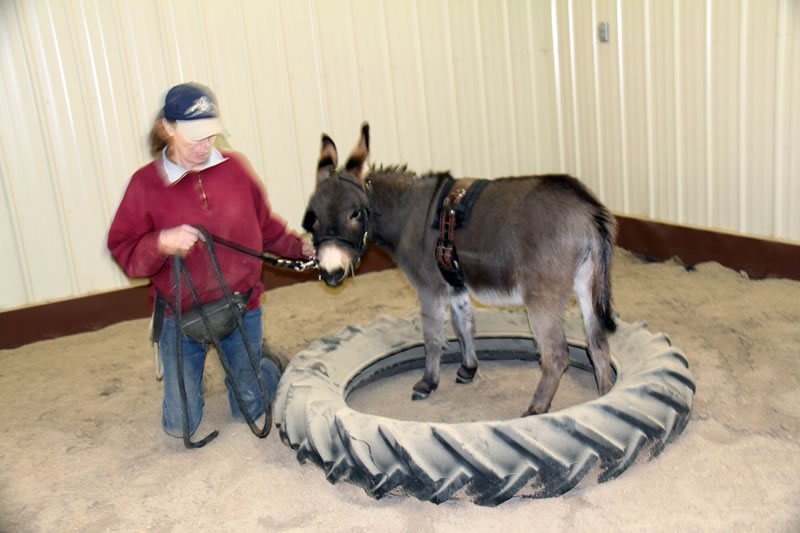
[162,119,215,170]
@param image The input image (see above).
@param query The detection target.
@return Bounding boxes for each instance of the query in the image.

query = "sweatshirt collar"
[162,147,228,184]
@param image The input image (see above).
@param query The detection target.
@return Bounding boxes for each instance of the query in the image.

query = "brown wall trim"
[615,215,799,282]
[0,246,395,349]
[0,285,155,350]
[1,220,797,349]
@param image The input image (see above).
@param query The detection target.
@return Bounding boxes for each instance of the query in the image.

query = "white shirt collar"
[161,147,228,184]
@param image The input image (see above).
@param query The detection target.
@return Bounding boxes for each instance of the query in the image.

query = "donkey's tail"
[593,209,617,332]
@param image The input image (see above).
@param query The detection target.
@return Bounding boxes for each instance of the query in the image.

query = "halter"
[305,174,371,258]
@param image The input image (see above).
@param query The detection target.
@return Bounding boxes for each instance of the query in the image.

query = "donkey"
[302,123,617,415]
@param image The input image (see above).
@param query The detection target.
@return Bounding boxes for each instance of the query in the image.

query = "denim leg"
[159,316,208,437]
[217,307,279,422]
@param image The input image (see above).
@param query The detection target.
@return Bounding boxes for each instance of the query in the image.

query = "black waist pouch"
[180,291,250,344]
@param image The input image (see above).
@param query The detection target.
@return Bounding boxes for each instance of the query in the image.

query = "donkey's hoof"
[412,380,437,400]
[597,377,614,396]
[455,365,477,384]
[411,390,429,401]
[521,406,543,417]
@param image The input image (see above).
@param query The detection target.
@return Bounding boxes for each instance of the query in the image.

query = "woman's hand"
[158,224,204,256]
[301,240,316,260]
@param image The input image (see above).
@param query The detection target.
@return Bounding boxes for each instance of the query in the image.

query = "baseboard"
[614,215,799,281]
[0,247,395,349]
[1,219,796,348]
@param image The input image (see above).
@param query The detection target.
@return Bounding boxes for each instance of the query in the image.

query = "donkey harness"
[432,177,489,288]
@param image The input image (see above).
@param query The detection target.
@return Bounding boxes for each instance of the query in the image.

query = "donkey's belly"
[468,285,524,307]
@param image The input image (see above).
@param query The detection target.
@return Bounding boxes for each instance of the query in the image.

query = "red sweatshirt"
[108,151,306,313]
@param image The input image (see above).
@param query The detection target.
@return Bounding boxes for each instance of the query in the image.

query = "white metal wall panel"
[241,1,307,211]
[414,1,461,172]
[678,0,709,228]
[1,0,80,306]
[1,0,798,312]
[594,0,623,210]
[315,1,363,149]
[786,0,800,242]
[618,0,649,217]
[449,2,493,177]
[0,0,35,307]
[350,1,402,165]
[477,0,520,177]
[511,0,559,174]
[556,0,580,178]
[277,0,328,203]
[709,0,741,232]
[648,0,679,223]
[569,3,600,193]
[383,0,432,171]
[743,0,778,237]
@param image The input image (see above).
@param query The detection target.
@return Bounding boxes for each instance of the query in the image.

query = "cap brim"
[176,118,225,141]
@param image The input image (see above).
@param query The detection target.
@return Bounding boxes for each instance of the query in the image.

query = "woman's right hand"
[157,224,204,256]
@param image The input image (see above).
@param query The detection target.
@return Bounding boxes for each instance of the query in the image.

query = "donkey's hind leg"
[523,297,570,416]
[449,289,478,384]
[412,291,448,400]
[574,255,614,395]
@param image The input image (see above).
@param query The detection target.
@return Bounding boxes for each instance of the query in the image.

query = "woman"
[108,82,314,439]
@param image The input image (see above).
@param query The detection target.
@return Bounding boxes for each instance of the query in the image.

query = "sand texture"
[1,249,798,532]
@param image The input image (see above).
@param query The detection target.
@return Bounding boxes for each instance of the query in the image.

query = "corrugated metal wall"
[1,0,798,311]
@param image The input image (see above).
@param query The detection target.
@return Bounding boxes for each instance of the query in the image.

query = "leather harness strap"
[433,177,488,288]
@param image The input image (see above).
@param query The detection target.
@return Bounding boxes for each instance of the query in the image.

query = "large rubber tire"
[275,308,695,506]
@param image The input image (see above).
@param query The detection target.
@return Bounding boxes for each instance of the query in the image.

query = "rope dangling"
[167,226,275,449]
[173,256,219,449]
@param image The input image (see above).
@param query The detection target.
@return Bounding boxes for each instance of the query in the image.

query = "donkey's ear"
[317,134,338,183]
[344,122,370,187]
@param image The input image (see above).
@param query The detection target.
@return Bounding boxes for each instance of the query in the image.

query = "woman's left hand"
[301,240,316,260]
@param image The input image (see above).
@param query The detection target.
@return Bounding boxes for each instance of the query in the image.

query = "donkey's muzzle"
[319,267,347,287]
[316,241,358,287]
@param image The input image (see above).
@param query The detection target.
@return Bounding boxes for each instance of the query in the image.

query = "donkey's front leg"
[412,292,448,400]
[449,289,478,384]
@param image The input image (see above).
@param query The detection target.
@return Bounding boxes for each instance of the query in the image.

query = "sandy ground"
[1,248,799,532]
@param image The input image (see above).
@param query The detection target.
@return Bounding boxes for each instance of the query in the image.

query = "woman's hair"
[147,109,171,157]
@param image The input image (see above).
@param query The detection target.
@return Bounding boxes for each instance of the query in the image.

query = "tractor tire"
[274,308,695,506]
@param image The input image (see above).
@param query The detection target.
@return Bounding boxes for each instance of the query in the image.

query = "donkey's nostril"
[320,268,345,287]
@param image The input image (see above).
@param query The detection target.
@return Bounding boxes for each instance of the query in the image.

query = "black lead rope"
[173,257,218,449]
[208,233,317,272]
[169,226,276,448]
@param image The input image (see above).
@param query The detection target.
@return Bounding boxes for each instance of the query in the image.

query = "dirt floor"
[1,248,798,532]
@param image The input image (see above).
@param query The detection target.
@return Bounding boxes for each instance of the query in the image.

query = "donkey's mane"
[371,163,413,177]
[366,165,450,215]
[371,163,452,183]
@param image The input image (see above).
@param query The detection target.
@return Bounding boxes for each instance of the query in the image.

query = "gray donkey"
[302,123,616,415]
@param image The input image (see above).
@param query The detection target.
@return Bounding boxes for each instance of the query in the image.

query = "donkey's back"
[452,174,614,323]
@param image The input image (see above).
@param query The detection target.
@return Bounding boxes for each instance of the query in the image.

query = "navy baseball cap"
[163,82,225,141]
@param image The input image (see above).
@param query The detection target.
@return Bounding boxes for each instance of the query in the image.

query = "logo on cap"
[185,96,217,119]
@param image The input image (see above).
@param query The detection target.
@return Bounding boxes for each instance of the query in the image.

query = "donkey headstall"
[302,174,370,256]
[302,123,372,286]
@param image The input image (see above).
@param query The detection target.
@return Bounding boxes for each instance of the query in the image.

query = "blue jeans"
[158,306,280,438]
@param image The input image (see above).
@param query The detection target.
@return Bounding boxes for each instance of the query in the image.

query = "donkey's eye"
[349,210,363,222]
